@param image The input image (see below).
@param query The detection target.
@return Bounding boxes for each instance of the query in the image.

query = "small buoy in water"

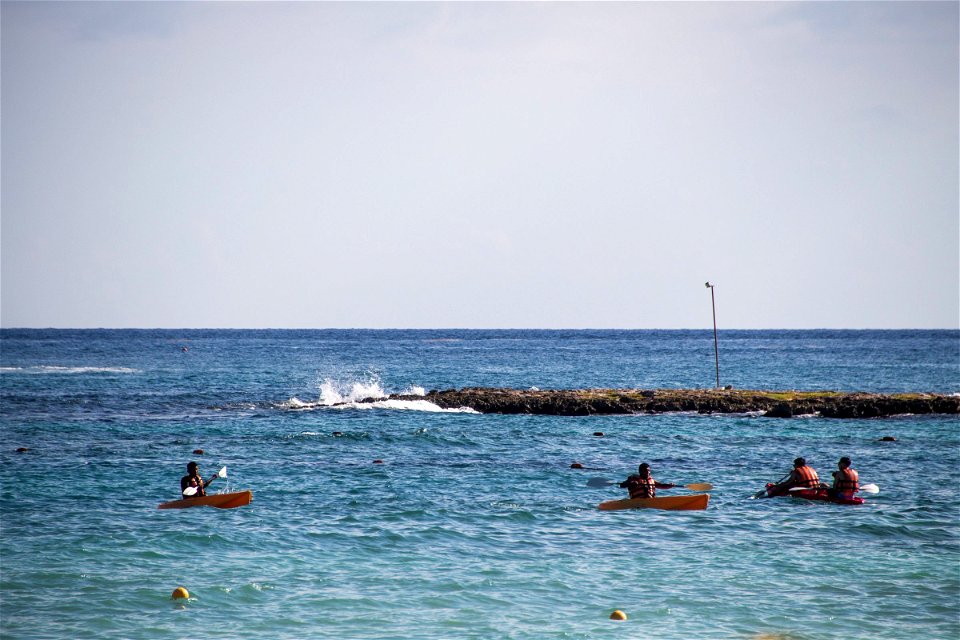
[373,459,384,464]
[193,449,204,455]
[593,432,604,437]
[609,609,627,621]
[570,462,583,469]
[171,587,189,600]
[880,436,897,442]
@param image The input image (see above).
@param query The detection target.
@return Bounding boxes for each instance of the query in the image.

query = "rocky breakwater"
[387,388,960,418]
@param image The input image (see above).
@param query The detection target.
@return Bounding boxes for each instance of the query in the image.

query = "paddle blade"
[217,466,227,479]
[685,483,713,492]
[182,486,198,497]
[860,483,879,494]
[587,477,615,488]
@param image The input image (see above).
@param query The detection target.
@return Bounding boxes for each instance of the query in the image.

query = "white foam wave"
[281,397,316,410]
[0,365,141,374]
[401,385,427,396]
[329,398,479,413]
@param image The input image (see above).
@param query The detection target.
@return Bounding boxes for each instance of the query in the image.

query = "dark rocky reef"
[388,388,960,418]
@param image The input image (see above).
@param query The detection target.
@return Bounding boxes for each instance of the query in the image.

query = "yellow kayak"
[598,493,709,511]
[158,490,253,510]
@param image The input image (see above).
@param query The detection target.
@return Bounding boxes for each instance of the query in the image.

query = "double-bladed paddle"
[586,477,712,491]
[182,466,227,497]
[753,473,791,499]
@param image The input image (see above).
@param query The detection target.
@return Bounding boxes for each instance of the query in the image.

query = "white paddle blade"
[182,486,198,497]
[860,483,879,494]
[217,466,227,479]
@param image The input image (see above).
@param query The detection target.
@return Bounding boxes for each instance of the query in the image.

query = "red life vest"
[628,475,657,499]
[833,467,859,493]
[793,465,820,488]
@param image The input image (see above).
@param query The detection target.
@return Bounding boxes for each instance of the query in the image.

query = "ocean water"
[1,329,958,640]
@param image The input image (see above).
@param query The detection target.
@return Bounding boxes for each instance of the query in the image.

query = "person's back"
[831,457,859,497]
[767,457,821,497]
[790,458,820,489]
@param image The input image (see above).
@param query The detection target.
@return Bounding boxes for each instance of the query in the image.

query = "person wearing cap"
[180,461,218,498]
[768,457,822,496]
[830,456,859,499]
[619,463,675,499]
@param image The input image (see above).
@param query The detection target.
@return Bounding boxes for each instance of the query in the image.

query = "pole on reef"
[705,282,720,388]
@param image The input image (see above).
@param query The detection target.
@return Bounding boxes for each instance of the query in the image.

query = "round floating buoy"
[192,449,204,455]
[609,609,627,621]
[593,432,604,437]
[570,462,583,469]
[373,459,384,464]
[880,436,897,442]
[171,587,189,600]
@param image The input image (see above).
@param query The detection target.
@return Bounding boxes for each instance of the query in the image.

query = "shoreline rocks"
[388,387,960,418]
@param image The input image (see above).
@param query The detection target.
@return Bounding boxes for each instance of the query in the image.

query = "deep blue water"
[1,329,958,639]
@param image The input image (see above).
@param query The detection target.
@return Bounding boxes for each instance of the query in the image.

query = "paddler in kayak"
[180,461,218,498]
[619,463,676,499]
[829,456,859,499]
[766,457,822,497]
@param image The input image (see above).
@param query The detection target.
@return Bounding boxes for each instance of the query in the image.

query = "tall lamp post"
[705,282,720,388]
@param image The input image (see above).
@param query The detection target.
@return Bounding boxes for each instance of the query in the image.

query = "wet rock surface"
[388,388,960,418]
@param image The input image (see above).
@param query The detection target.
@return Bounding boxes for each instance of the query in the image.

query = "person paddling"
[180,461,218,498]
[767,457,822,496]
[619,463,675,499]
[830,456,859,499]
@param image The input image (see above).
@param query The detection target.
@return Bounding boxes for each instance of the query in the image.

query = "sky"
[2,1,957,329]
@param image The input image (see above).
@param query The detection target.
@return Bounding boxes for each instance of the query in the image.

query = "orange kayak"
[158,490,253,510]
[598,493,709,511]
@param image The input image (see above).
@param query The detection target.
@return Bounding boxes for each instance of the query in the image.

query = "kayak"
[764,483,864,505]
[158,490,253,510]
[598,494,709,511]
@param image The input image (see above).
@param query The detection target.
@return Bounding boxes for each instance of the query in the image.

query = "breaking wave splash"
[280,376,476,414]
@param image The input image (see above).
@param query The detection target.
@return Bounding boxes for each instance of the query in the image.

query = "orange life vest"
[793,465,820,488]
[833,467,859,493]
[628,475,657,499]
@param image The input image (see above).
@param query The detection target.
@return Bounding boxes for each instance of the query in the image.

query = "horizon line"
[2,326,957,332]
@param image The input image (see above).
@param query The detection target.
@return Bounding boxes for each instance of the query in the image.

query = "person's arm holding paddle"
[181,461,217,497]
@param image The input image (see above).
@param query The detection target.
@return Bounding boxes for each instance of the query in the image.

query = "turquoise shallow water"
[1,330,958,639]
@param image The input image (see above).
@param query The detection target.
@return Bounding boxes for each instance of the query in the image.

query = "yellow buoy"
[609,609,627,621]
[171,587,190,600]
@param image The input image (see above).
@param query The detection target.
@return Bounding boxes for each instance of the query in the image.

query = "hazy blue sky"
[2,1,957,329]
